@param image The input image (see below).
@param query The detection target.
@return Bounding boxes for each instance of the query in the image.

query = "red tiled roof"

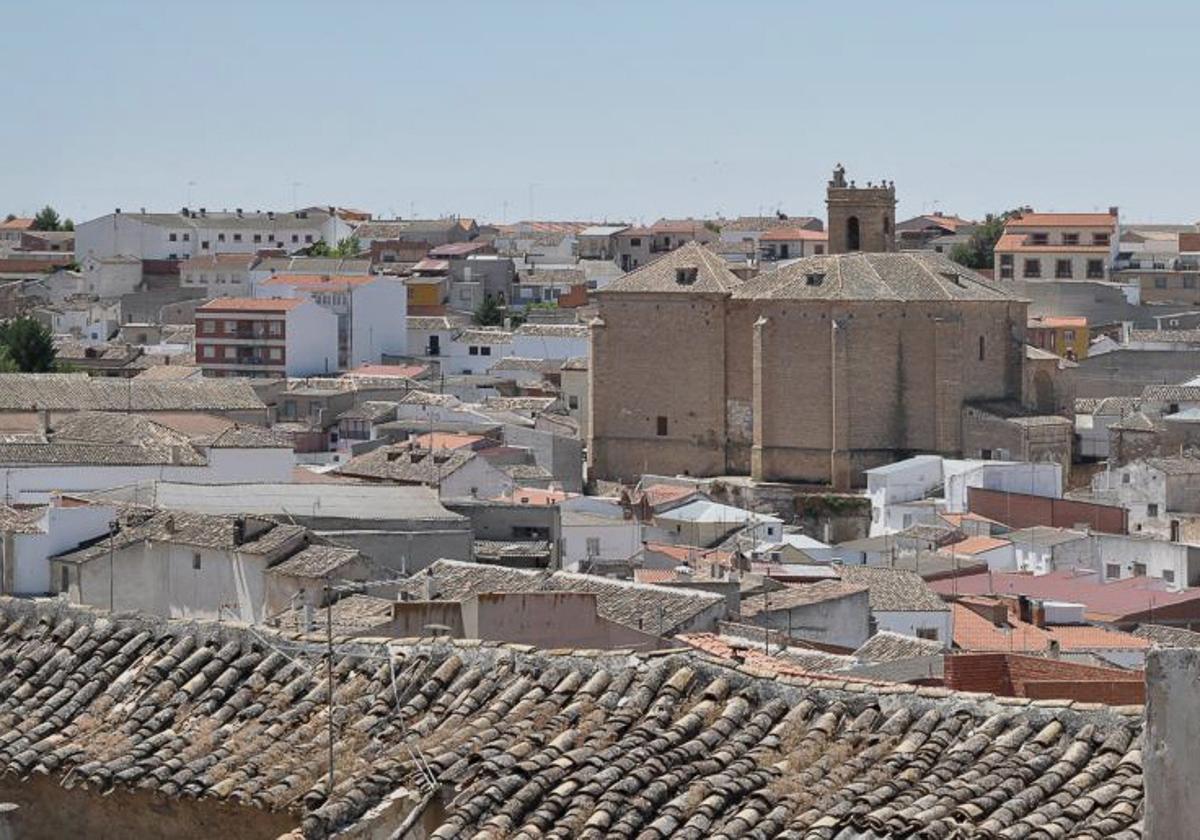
[347,363,427,379]
[411,259,449,272]
[934,570,1200,622]
[260,274,376,288]
[1006,213,1118,228]
[759,228,828,242]
[428,242,492,257]
[678,633,888,685]
[0,257,73,273]
[495,487,578,506]
[198,297,305,312]
[951,602,1149,653]
[634,568,676,584]
[642,541,734,567]
[1030,316,1088,328]
[638,483,700,508]
[650,219,713,235]
[994,233,1110,253]
[0,218,34,231]
[941,536,1011,556]
[180,253,258,269]
[409,432,484,451]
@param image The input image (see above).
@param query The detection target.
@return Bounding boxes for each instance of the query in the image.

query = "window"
[305,234,313,243]
[1122,472,1131,484]
[217,233,226,242]
[60,566,70,593]
[814,244,824,255]
[224,320,237,332]
[192,552,202,571]
[253,234,262,243]
[1164,569,1176,584]
[1155,277,1168,289]
[1185,277,1197,289]
[1062,233,1079,245]
[291,234,299,243]
[805,273,825,287]
[1133,562,1147,577]
[1023,259,1041,278]
[915,628,938,641]
[1106,563,1121,579]
[1148,503,1159,517]
[267,234,275,242]
[675,267,698,285]
[656,415,668,436]
[202,345,215,358]
[201,240,210,250]
[1055,259,1072,279]
[202,320,215,334]
[1093,232,1110,246]
[568,395,579,409]
[586,537,600,556]
[481,346,491,356]
[1031,232,1049,245]
[630,237,641,247]
[169,233,178,242]
[1086,259,1104,279]
[182,233,190,241]
[978,335,985,361]
[1063,329,1075,342]
[846,216,861,251]
[225,347,236,359]
[999,253,1013,279]
[233,233,242,242]
[468,346,479,356]
[269,347,282,360]
[169,253,177,260]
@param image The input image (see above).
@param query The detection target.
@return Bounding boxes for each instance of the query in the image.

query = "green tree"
[61,218,74,231]
[0,318,57,372]
[948,209,1022,270]
[303,236,358,258]
[473,296,504,327]
[31,205,63,232]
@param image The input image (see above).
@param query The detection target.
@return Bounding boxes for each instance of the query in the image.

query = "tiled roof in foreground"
[0,598,1145,839]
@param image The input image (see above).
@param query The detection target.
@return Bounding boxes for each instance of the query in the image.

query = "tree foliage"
[31,206,65,232]
[305,236,360,258]
[0,318,56,372]
[948,209,1023,270]
[473,296,504,327]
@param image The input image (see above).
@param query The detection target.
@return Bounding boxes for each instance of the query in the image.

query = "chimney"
[115,208,121,214]
[1146,649,1200,838]
[164,514,176,534]
[302,604,315,633]
[1109,206,1119,217]
[1047,639,1061,659]
[38,409,50,435]
[169,444,185,465]
[232,516,246,546]
[422,568,437,600]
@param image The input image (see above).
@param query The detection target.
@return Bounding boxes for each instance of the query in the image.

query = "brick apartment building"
[590,169,1028,489]
[195,297,337,378]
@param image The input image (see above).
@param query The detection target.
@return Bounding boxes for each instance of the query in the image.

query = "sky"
[5,1,1197,226]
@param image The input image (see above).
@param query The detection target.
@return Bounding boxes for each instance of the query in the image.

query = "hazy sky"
[5,1,1196,225]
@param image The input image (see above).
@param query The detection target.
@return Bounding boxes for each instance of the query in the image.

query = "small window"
[675,267,698,285]
[182,233,190,241]
[1093,232,1110,246]
[586,537,600,556]
[253,234,262,243]
[268,321,282,335]
[469,346,479,356]
[1163,569,1176,584]
[1023,259,1041,278]
[1030,232,1049,245]
[269,347,282,360]
[202,345,215,358]
[233,233,242,242]
[481,346,491,356]
[805,273,826,286]
[169,233,178,242]
[915,628,938,641]
[999,254,1013,266]
[978,336,985,361]
[1122,472,1131,484]
[656,416,668,436]
[568,395,579,409]
[224,320,237,332]
[217,233,226,242]
[1148,503,1159,517]
[305,234,314,243]
[1133,562,1147,577]
[1062,233,1079,246]
[1106,563,1121,579]
[201,240,210,250]
[60,566,70,593]
[1086,259,1104,279]
[630,237,641,247]
[192,552,202,571]
[1055,259,1072,279]
[291,234,299,243]
[202,320,215,334]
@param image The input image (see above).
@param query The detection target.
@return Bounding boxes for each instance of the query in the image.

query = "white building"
[994,210,1120,282]
[180,253,258,296]
[0,496,117,595]
[647,498,782,548]
[841,565,954,646]
[256,273,407,368]
[75,207,352,262]
[79,255,141,297]
[511,323,590,360]
[559,495,641,573]
[195,297,338,378]
[406,315,465,358]
[51,509,309,623]
[445,328,515,375]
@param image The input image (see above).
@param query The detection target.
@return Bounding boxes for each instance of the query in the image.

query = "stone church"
[589,168,1037,489]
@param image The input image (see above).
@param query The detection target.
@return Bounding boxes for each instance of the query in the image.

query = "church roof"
[600,242,742,295]
[733,251,1019,302]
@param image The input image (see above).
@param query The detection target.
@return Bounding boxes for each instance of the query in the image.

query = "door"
[428,334,440,356]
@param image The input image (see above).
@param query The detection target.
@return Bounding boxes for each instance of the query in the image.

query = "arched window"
[883,215,890,234]
[846,216,860,251]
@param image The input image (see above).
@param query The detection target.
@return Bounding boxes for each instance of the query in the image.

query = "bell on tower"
[824,165,897,254]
